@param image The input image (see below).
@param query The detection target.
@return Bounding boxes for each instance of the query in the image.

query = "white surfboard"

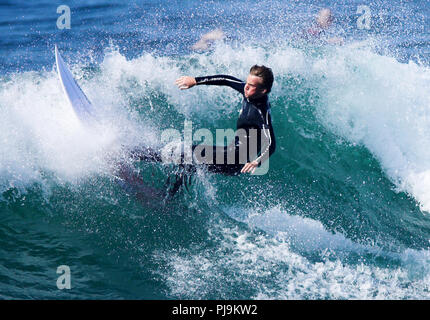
[55,45,95,123]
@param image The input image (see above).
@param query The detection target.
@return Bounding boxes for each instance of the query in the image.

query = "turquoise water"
[1,0,430,299]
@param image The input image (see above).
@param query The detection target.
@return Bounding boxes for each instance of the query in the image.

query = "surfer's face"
[244,74,266,99]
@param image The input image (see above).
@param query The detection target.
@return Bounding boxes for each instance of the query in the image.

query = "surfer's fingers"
[175,78,190,90]
[175,76,189,83]
[241,162,258,174]
[240,163,250,173]
[175,83,186,89]
[175,78,184,87]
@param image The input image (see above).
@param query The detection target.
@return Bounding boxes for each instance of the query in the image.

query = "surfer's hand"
[175,76,196,90]
[241,161,259,174]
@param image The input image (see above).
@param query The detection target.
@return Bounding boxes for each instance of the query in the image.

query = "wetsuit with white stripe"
[192,74,276,175]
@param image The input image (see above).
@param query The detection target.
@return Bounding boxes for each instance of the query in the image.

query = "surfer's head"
[245,65,274,99]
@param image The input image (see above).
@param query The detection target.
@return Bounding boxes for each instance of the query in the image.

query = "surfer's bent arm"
[241,110,275,173]
[256,110,276,165]
[194,75,245,94]
[254,128,272,164]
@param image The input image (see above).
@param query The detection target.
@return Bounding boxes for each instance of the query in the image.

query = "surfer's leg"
[193,144,243,175]
[115,163,162,200]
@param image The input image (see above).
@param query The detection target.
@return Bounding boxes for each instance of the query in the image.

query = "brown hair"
[249,65,274,93]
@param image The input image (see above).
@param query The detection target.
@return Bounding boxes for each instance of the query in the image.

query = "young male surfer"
[175,65,276,175]
[127,65,276,197]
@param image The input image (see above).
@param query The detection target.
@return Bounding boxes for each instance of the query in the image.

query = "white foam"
[0,51,159,193]
[239,206,371,255]
[155,206,430,299]
[312,44,430,212]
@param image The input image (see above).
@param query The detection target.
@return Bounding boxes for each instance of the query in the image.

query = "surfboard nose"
[55,45,97,124]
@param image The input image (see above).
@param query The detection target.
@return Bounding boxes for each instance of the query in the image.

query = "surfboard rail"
[55,45,96,123]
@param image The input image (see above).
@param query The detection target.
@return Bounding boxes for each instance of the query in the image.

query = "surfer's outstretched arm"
[175,75,245,94]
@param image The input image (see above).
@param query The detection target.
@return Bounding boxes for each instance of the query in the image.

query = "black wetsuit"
[134,74,276,176]
[192,74,276,175]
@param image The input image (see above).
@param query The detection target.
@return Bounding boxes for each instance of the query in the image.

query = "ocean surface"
[1,0,430,299]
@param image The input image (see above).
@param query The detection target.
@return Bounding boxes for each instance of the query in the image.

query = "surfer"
[132,65,276,176]
[174,64,276,175]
